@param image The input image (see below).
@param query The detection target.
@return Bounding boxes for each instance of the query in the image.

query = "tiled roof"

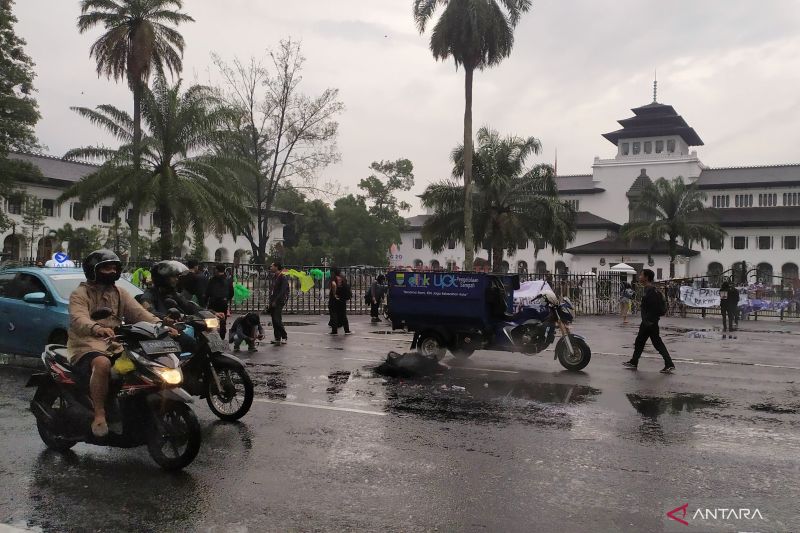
[696,164,800,189]
[9,152,99,184]
[565,237,699,256]
[702,206,800,228]
[404,211,617,231]
[555,174,605,195]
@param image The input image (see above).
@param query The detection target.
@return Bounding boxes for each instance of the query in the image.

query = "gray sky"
[14,1,800,214]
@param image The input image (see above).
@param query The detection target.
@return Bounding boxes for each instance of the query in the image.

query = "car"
[0,267,142,357]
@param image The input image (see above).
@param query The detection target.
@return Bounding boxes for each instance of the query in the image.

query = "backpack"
[623,288,635,299]
[656,290,668,317]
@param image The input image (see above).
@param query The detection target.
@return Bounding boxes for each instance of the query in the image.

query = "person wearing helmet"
[229,312,264,352]
[139,261,198,353]
[67,250,168,438]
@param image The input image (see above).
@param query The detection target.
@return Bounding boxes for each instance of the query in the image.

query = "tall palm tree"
[421,126,576,272]
[414,0,532,270]
[621,176,726,278]
[61,74,251,260]
[78,0,194,258]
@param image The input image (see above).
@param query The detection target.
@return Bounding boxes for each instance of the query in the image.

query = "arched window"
[517,260,528,274]
[214,247,229,263]
[707,262,724,286]
[233,249,248,264]
[500,261,510,274]
[2,234,23,261]
[430,259,441,270]
[535,261,547,275]
[413,259,424,270]
[555,261,568,275]
[756,262,773,285]
[782,263,798,281]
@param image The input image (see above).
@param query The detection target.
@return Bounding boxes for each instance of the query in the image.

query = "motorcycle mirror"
[90,307,114,321]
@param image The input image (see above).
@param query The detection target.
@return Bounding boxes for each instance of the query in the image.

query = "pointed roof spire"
[653,70,658,103]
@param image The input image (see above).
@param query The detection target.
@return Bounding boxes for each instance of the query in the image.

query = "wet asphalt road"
[1,315,800,532]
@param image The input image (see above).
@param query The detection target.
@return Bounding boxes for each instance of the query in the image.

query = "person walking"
[728,279,740,329]
[369,274,387,323]
[328,266,351,335]
[622,269,675,373]
[204,263,234,340]
[619,280,634,325]
[268,261,289,345]
[719,278,736,332]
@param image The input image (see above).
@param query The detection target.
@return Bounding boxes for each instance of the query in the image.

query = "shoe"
[660,366,676,374]
[270,340,281,345]
[329,331,338,335]
[344,331,353,335]
[248,346,258,352]
[281,339,287,345]
[371,318,379,323]
[622,361,638,370]
[91,419,109,438]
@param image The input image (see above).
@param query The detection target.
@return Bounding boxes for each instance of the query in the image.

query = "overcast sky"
[14,0,800,214]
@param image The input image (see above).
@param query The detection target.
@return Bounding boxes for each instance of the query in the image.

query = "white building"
[397,95,800,284]
[1,152,284,263]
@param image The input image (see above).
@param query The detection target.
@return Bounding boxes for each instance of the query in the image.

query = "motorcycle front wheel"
[147,401,202,471]
[206,363,254,421]
[556,335,592,371]
[33,385,76,452]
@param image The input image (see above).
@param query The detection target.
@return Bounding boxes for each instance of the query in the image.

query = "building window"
[517,240,528,250]
[656,268,663,279]
[643,141,652,154]
[794,193,798,206]
[710,237,724,250]
[100,206,113,224]
[632,142,641,155]
[7,197,23,215]
[565,199,579,211]
[655,140,664,153]
[620,143,629,156]
[413,238,423,250]
[666,139,676,153]
[732,236,748,249]
[151,211,161,227]
[71,202,85,221]
[534,238,547,250]
[784,236,798,250]
[447,239,456,250]
[757,236,772,250]
[41,199,55,217]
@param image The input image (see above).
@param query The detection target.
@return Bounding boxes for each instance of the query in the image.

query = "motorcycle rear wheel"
[34,386,76,452]
[206,363,254,421]
[147,401,201,471]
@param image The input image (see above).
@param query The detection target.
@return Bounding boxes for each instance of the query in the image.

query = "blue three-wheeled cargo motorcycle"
[387,271,591,371]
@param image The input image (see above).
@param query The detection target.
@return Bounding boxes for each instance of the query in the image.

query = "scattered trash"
[452,386,466,392]
[375,351,448,378]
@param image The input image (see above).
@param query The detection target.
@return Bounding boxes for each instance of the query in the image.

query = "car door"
[0,272,18,353]
[0,273,53,356]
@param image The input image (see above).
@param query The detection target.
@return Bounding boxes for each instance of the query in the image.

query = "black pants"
[271,305,287,340]
[329,299,349,333]
[209,301,229,339]
[721,305,737,331]
[631,321,674,367]
[370,301,380,320]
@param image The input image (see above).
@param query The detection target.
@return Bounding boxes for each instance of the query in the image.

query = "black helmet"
[245,312,260,326]
[83,249,122,283]
[151,260,189,288]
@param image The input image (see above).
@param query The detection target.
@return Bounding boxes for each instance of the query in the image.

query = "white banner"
[513,280,553,309]
[679,286,748,308]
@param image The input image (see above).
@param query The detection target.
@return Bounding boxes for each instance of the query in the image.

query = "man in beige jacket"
[68,250,163,438]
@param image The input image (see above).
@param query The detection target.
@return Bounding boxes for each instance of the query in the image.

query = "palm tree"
[78,0,194,258]
[62,74,251,260]
[421,126,576,272]
[621,176,726,278]
[414,0,532,270]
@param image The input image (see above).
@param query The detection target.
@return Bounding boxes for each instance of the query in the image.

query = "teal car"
[0,267,142,357]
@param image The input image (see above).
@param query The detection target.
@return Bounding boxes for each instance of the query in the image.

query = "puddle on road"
[248,363,288,399]
[682,330,739,340]
[627,393,726,418]
[282,321,315,327]
[750,402,800,414]
[370,330,412,335]
[326,370,351,395]
[383,376,600,427]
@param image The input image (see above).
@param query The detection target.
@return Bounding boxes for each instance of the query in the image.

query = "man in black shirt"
[622,269,675,373]
[204,263,234,339]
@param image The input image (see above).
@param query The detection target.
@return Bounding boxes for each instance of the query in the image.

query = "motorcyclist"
[138,260,198,353]
[67,250,175,438]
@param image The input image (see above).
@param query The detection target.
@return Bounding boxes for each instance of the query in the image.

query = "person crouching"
[230,312,264,353]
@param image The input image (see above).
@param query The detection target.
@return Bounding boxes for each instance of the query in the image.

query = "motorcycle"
[27,308,202,470]
[164,299,254,421]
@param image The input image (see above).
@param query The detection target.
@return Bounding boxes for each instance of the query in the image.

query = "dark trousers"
[370,301,380,320]
[329,299,350,333]
[631,321,674,367]
[271,304,287,340]
[721,305,737,331]
[209,301,229,339]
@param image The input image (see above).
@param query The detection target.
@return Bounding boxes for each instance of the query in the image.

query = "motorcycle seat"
[52,348,73,368]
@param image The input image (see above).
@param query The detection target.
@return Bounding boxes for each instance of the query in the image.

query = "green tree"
[62,74,251,260]
[330,195,400,266]
[21,196,45,259]
[413,0,532,270]
[213,40,344,263]
[421,126,575,272]
[358,158,414,229]
[621,176,726,278]
[54,223,104,260]
[77,0,194,259]
[0,0,42,230]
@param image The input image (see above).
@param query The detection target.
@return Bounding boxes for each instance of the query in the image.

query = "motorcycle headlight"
[204,317,220,331]
[155,367,183,385]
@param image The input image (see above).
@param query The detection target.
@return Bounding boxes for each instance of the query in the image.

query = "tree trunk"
[129,82,143,260]
[462,66,475,271]
[669,238,676,278]
[492,243,504,273]
[158,201,172,260]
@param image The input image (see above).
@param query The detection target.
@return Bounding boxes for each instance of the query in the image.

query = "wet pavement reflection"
[625,393,727,444]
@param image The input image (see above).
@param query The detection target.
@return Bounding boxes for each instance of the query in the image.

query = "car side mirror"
[90,307,114,321]
[23,292,47,304]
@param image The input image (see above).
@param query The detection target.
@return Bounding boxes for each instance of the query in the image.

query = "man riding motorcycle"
[138,260,199,353]
[67,250,177,438]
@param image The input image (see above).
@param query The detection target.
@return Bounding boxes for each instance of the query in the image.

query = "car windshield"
[47,274,143,300]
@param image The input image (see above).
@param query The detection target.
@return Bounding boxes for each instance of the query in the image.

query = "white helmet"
[539,289,559,305]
